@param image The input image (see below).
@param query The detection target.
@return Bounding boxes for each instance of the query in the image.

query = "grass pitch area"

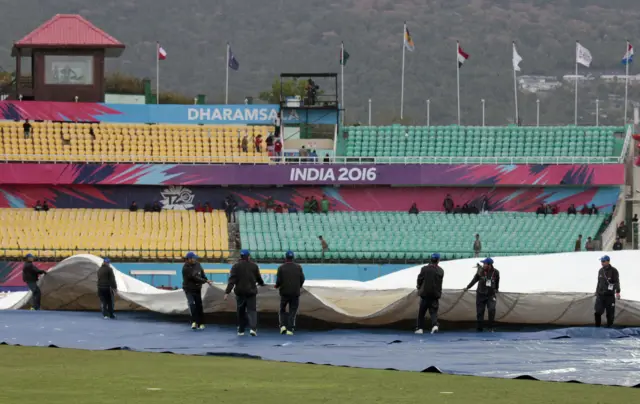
[0,346,637,404]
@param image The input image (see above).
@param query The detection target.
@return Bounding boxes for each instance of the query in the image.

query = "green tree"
[258,78,307,103]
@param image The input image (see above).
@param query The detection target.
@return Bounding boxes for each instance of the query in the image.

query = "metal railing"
[0,153,623,165]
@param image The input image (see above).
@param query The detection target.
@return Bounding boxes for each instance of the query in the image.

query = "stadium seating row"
[0,121,273,163]
[0,208,230,259]
[238,211,605,260]
[343,125,625,162]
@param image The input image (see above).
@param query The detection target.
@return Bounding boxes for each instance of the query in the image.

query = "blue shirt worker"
[225,250,265,336]
[415,253,444,334]
[96,258,117,319]
[182,252,211,330]
[275,250,305,335]
[594,255,621,328]
[22,253,46,310]
[464,257,500,332]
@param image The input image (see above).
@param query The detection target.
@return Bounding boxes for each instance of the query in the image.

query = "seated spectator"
[310,149,318,162]
[590,204,599,215]
[461,203,471,214]
[551,205,559,215]
[144,203,153,212]
[23,119,32,139]
[129,201,138,212]
[287,204,297,213]
[580,204,589,215]
[613,238,623,251]
[152,202,162,212]
[204,202,213,213]
[409,202,419,215]
[585,237,595,251]
[545,204,552,215]
[303,197,311,214]
[323,154,330,163]
[321,197,330,214]
[574,235,582,251]
[275,204,284,213]
[443,194,454,214]
[310,196,319,213]
[469,205,479,214]
[250,203,260,213]
[255,134,263,153]
[259,202,266,213]
[195,203,204,213]
[42,201,50,212]
[453,205,462,214]
[34,200,42,211]
[567,204,577,215]
[536,204,546,215]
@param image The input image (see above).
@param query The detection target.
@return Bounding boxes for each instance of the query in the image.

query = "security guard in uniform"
[464,257,500,332]
[224,250,265,336]
[182,252,211,330]
[97,257,117,319]
[22,253,46,311]
[415,253,444,334]
[275,250,305,335]
[594,255,621,328]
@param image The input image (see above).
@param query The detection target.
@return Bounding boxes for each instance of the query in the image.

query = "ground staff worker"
[594,255,621,328]
[464,257,500,332]
[275,250,305,335]
[415,253,444,335]
[224,250,264,336]
[22,253,46,311]
[182,252,211,330]
[97,258,117,319]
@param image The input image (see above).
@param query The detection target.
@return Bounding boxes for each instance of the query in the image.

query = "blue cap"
[431,253,440,260]
[240,249,250,257]
[25,253,34,259]
[103,258,111,264]
[285,250,295,259]
[185,252,198,259]
[600,255,611,262]
[481,257,494,265]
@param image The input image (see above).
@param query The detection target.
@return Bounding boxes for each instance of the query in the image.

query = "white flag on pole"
[576,43,592,67]
[512,43,522,72]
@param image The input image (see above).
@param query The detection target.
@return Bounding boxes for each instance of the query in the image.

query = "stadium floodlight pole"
[426,99,430,126]
[624,40,630,126]
[156,42,160,105]
[481,99,485,127]
[225,43,230,104]
[596,99,600,127]
[368,98,372,126]
[513,41,519,125]
[456,41,461,125]
[574,40,579,126]
[341,42,345,126]
[536,99,540,127]
[400,22,407,120]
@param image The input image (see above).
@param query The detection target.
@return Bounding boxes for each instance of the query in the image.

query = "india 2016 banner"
[0,163,625,186]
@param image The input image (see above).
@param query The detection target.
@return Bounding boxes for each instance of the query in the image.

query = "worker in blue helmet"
[275,250,305,335]
[415,253,445,334]
[97,257,117,319]
[224,249,265,336]
[464,257,501,332]
[22,253,47,311]
[594,255,621,328]
[182,252,211,330]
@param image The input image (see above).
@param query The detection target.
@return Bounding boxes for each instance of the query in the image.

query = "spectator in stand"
[303,197,311,214]
[144,203,153,212]
[443,194,454,214]
[129,201,138,212]
[275,204,284,213]
[224,195,237,223]
[580,204,590,215]
[310,149,318,162]
[617,222,628,241]
[479,195,489,213]
[590,204,599,215]
[536,204,546,215]
[575,235,582,251]
[551,205,559,215]
[323,154,330,163]
[585,237,595,251]
[23,119,32,139]
[274,111,281,138]
[152,202,162,212]
[287,204,297,213]
[195,203,204,213]
[250,203,260,213]
[633,214,639,223]
[266,133,275,155]
[545,204,553,215]
[321,197,330,214]
[34,200,42,211]
[241,134,249,153]
[309,196,319,213]
[274,137,283,161]
[319,236,329,259]
[42,201,50,212]
[255,134,263,153]
[259,202,266,213]
[567,204,577,215]
[409,202,419,215]
[453,205,462,214]
[613,238,623,251]
[473,234,482,258]
[204,202,213,213]
[461,203,471,214]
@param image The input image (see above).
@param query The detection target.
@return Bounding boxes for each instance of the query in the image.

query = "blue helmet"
[600,255,611,262]
[185,252,198,260]
[481,257,494,265]
[431,253,440,261]
[25,253,34,259]
[240,249,250,257]
[103,257,111,264]
[285,250,295,259]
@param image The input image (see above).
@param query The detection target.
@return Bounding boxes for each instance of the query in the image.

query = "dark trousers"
[236,294,257,333]
[26,282,41,310]
[184,289,204,326]
[98,287,115,318]
[279,295,300,331]
[476,294,497,331]
[416,297,439,330]
[595,295,616,327]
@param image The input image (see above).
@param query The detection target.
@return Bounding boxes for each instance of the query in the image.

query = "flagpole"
[341,42,345,126]
[457,41,461,125]
[575,41,579,126]
[225,43,230,104]
[156,42,160,104]
[513,42,519,125]
[624,40,630,125]
[400,22,406,120]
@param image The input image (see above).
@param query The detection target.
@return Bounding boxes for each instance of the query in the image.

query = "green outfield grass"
[0,346,637,404]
